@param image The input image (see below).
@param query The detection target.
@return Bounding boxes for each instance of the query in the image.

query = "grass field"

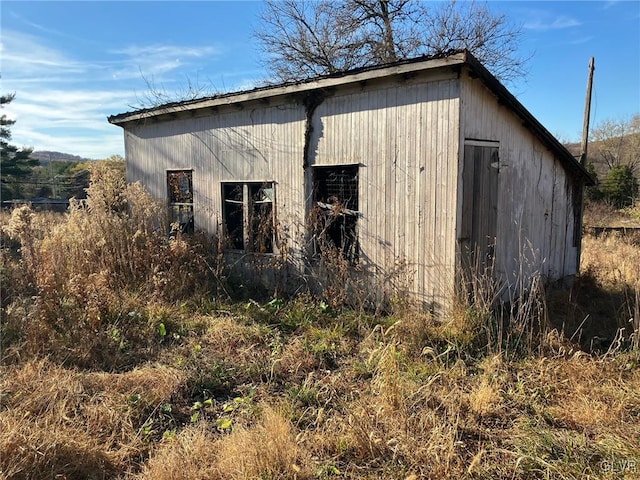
[1,179,639,479]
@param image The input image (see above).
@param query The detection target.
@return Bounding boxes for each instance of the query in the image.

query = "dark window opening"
[250,183,274,253]
[167,170,194,233]
[312,165,359,262]
[572,182,583,248]
[222,182,275,253]
[223,184,244,250]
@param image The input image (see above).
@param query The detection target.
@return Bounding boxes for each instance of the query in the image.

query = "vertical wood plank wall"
[123,71,461,308]
[124,102,308,247]
[458,71,579,290]
[311,75,460,307]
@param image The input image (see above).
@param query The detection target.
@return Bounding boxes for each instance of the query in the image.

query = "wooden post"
[580,57,595,166]
[576,57,595,277]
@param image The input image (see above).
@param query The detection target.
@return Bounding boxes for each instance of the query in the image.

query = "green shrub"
[585,161,603,202]
[602,165,638,208]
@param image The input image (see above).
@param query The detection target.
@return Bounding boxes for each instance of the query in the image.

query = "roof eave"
[461,51,595,186]
[107,52,467,126]
[108,50,594,187]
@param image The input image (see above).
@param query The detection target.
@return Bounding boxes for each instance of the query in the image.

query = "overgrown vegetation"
[1,169,639,479]
[580,113,640,208]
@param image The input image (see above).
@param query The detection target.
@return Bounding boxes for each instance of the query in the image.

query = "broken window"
[222,182,275,253]
[222,184,244,250]
[167,170,194,233]
[311,165,359,262]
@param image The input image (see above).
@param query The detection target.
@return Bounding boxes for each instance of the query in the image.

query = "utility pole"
[575,57,595,276]
[580,57,595,167]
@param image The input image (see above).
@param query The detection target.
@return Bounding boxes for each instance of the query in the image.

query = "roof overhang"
[108,50,594,185]
[108,52,467,125]
[460,53,594,186]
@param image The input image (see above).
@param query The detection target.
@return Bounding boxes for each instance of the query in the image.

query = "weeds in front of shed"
[3,173,640,479]
[298,203,415,315]
[0,162,225,369]
[447,243,552,362]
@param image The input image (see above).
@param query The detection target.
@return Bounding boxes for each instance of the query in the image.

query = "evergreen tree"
[585,161,603,202]
[1,93,39,201]
[602,165,639,208]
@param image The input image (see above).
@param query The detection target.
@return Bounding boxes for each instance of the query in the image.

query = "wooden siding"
[123,72,461,308]
[124,101,307,243]
[310,75,460,308]
[459,70,579,291]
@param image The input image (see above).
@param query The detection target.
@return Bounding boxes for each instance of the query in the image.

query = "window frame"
[311,164,360,263]
[221,181,276,254]
[167,169,194,233]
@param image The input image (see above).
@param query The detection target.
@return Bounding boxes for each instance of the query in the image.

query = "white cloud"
[14,126,124,159]
[569,36,594,45]
[0,30,87,78]
[1,28,223,158]
[109,44,220,80]
[112,44,218,59]
[524,15,581,31]
[9,11,85,42]
[4,87,135,157]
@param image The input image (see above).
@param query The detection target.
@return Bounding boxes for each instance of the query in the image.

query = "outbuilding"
[108,50,592,309]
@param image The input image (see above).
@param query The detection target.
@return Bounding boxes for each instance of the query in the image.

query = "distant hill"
[31,151,92,165]
[564,133,640,182]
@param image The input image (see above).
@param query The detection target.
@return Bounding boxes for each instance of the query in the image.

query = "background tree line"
[1,93,39,202]
[584,114,640,208]
[1,92,126,203]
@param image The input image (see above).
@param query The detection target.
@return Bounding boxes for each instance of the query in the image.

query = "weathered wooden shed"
[108,50,592,309]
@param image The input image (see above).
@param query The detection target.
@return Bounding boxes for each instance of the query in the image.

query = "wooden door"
[460,141,499,275]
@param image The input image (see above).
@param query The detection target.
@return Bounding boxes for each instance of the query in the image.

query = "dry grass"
[2,182,640,479]
[1,164,222,370]
[0,359,186,479]
[214,406,311,479]
[583,200,640,228]
[136,425,220,480]
[136,406,311,480]
[582,234,640,287]
[575,233,640,350]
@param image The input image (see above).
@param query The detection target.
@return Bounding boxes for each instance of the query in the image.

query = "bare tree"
[346,0,425,64]
[255,0,528,84]
[256,0,369,81]
[422,1,528,82]
[130,72,222,111]
[591,114,640,173]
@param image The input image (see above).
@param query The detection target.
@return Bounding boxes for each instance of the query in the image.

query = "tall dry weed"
[580,233,640,349]
[139,406,311,480]
[450,247,549,359]
[0,359,186,479]
[136,426,219,480]
[215,406,311,479]
[1,163,223,367]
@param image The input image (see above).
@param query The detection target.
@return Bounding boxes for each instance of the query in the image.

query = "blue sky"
[1,1,639,159]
